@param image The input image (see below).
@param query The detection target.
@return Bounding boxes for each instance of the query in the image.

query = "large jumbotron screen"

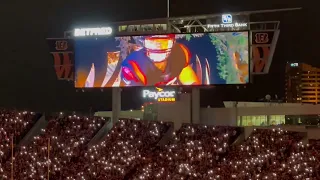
[74,32,249,88]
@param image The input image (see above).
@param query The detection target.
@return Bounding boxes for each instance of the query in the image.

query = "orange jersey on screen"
[120,43,200,86]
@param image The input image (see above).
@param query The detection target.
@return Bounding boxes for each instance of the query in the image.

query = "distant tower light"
[290,63,299,67]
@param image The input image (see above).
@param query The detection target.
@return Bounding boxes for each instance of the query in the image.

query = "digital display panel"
[75,32,249,87]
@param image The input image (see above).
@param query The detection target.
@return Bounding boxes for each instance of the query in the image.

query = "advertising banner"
[252,31,274,45]
[74,32,249,88]
[142,87,178,103]
[47,38,74,80]
[251,30,280,74]
[206,14,249,32]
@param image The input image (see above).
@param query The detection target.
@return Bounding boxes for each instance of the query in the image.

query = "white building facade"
[95,93,320,130]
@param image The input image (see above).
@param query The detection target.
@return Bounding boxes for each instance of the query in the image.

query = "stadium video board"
[74,32,249,88]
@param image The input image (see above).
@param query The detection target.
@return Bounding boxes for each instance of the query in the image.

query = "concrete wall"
[157,122,174,147]
[191,88,200,124]
[95,97,320,135]
[88,120,113,146]
[236,105,320,116]
[306,126,320,139]
[200,108,237,126]
[94,110,143,119]
[223,101,308,108]
[157,93,191,130]
[200,105,320,126]
[19,114,48,146]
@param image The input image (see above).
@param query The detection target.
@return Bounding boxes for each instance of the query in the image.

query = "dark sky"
[0,0,317,112]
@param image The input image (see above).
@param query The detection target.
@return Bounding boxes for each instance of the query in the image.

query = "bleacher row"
[0,109,320,179]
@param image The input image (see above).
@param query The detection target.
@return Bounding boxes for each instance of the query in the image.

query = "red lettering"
[55,41,68,51]
[255,33,269,44]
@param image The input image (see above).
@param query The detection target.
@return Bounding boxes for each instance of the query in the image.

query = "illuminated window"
[127,25,141,32]
[154,24,167,31]
[269,115,285,125]
[290,63,298,67]
[119,25,127,32]
[141,24,153,31]
[237,115,287,126]
[242,116,248,126]
[239,115,267,126]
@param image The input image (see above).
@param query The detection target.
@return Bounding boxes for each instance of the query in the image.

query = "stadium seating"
[213,128,306,179]
[62,119,172,180]
[0,110,36,174]
[0,110,320,179]
[1,114,106,180]
[131,124,240,179]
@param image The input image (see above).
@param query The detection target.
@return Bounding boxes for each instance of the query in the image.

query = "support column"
[112,87,121,125]
[267,115,270,126]
[191,88,200,124]
[235,102,240,126]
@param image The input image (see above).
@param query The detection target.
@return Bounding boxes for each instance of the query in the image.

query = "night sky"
[0,0,317,113]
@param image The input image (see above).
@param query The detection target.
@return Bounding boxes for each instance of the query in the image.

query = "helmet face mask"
[144,35,175,62]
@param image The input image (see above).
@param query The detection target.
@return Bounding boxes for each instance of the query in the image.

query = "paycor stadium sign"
[142,88,176,102]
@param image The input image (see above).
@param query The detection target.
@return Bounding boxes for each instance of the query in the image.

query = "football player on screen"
[120,34,200,86]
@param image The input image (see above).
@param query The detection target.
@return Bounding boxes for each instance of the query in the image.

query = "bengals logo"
[51,52,74,80]
[55,40,68,51]
[252,46,270,73]
[255,33,269,44]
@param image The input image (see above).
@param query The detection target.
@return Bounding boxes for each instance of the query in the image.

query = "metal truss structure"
[57,7,301,82]
[167,8,301,33]
[64,8,300,38]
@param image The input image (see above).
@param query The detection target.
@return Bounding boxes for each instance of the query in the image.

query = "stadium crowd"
[0,110,319,179]
[63,119,172,180]
[0,114,106,180]
[131,124,240,180]
[0,110,36,171]
[214,129,310,179]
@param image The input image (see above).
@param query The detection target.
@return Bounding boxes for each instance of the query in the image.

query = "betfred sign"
[74,27,112,37]
[142,88,177,102]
